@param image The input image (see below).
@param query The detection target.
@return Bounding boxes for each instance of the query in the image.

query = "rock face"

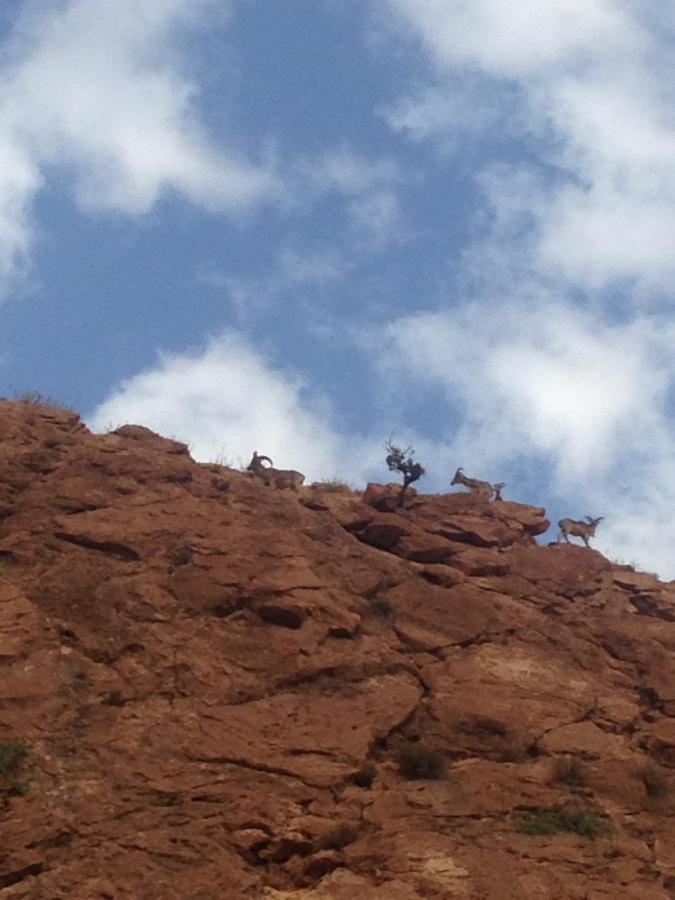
[1,400,675,898]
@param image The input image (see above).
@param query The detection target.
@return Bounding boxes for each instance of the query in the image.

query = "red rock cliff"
[1,400,675,899]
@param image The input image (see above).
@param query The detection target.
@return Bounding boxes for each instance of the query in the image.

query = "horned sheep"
[451,467,496,500]
[246,451,305,491]
[557,515,604,548]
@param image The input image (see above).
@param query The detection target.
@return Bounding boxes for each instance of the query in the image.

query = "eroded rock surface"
[1,400,675,898]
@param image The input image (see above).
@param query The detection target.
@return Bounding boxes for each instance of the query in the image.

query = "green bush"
[384,441,425,507]
[395,739,446,780]
[0,739,30,795]
[516,808,611,839]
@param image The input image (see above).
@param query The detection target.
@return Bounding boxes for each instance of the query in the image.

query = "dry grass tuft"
[550,756,587,788]
[634,761,669,800]
[395,739,446,780]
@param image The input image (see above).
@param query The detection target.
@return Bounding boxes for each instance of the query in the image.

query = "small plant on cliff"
[102,691,125,707]
[394,738,446,780]
[314,476,352,491]
[211,450,237,468]
[168,543,193,572]
[0,739,30,796]
[384,441,425,508]
[550,756,587,788]
[369,595,395,619]
[13,391,73,413]
[634,761,669,800]
[516,808,611,839]
[351,761,377,788]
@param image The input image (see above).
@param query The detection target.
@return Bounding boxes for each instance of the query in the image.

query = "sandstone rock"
[0,583,40,660]
[0,399,673,899]
[257,596,310,629]
[540,721,635,760]
[417,563,465,587]
[114,423,191,456]
[650,720,675,766]
[445,546,510,576]
[355,512,408,550]
[613,568,662,593]
[362,482,417,512]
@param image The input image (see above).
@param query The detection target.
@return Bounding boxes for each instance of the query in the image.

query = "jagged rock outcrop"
[1,400,675,898]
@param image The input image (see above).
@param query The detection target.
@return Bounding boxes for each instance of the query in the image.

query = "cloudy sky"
[1,0,674,577]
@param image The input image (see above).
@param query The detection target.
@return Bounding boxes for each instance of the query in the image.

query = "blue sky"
[1,0,674,577]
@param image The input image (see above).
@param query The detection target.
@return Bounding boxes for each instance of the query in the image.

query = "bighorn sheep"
[246,451,305,491]
[557,515,604,548]
[451,467,495,499]
[493,482,505,501]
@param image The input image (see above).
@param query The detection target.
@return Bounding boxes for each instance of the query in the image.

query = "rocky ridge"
[1,399,675,898]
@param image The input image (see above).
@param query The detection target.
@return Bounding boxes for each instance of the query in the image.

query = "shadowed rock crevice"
[0,863,45,890]
[53,531,141,561]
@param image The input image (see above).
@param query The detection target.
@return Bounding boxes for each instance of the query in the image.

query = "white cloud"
[0,138,41,283]
[594,459,675,577]
[348,189,402,247]
[377,300,675,578]
[0,4,405,290]
[384,302,670,473]
[372,2,675,577]
[87,334,380,484]
[0,0,279,288]
[300,148,403,246]
[309,149,399,195]
[277,248,347,286]
[383,78,513,150]
[383,0,638,78]
[198,246,351,325]
[380,1,675,294]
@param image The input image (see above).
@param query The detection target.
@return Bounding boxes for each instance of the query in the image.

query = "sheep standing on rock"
[246,451,305,491]
[557,516,604,548]
[451,467,496,500]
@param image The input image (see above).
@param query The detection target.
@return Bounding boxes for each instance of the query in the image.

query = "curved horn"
[257,455,273,466]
